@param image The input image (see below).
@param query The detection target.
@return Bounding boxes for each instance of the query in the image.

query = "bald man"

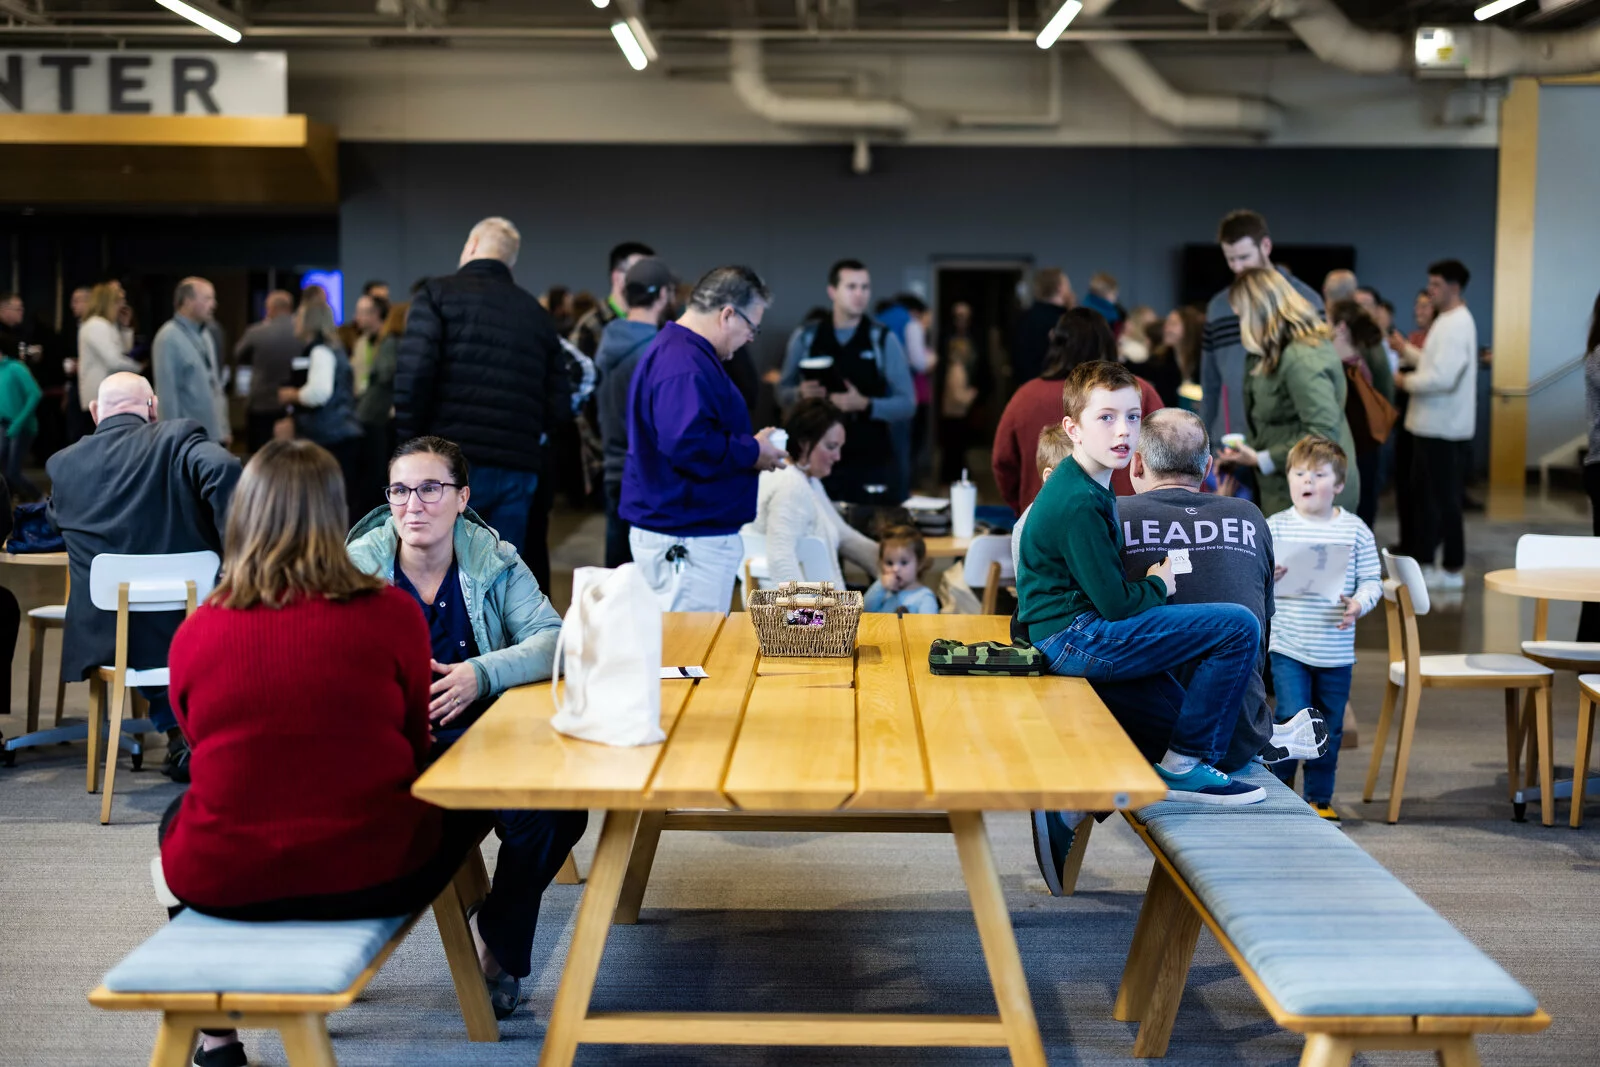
[47,372,241,781]
[236,289,300,451]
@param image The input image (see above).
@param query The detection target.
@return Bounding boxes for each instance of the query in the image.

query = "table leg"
[948,812,1047,1067]
[540,809,642,1067]
[613,810,665,925]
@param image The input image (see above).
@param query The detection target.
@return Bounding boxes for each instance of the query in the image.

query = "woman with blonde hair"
[158,439,497,1066]
[279,299,364,521]
[1218,267,1360,516]
[76,282,141,421]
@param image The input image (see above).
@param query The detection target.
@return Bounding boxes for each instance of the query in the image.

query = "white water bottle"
[950,469,977,540]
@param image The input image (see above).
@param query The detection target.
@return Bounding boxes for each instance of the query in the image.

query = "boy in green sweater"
[1018,362,1269,890]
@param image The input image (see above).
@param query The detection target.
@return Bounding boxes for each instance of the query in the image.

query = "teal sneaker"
[1155,762,1266,805]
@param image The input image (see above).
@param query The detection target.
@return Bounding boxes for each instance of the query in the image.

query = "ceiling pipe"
[951,49,1062,128]
[728,34,913,131]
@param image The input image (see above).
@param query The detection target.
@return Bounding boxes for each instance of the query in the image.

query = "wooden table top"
[922,535,973,559]
[0,551,68,567]
[1483,568,1600,602]
[414,612,1163,814]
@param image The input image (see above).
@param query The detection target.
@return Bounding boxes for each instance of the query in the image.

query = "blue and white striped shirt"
[1266,507,1382,668]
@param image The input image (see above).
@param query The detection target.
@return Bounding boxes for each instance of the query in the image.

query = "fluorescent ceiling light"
[591,0,610,8]
[611,20,649,70]
[1474,0,1532,19]
[626,15,658,61]
[1036,0,1083,49]
[154,0,243,43]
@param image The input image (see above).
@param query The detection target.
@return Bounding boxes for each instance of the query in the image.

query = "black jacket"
[1012,300,1066,386]
[394,258,571,473]
[45,413,241,682]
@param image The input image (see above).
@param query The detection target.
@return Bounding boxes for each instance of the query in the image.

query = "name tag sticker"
[1169,549,1193,574]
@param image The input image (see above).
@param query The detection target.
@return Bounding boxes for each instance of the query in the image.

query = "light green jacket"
[1244,339,1361,518]
[346,506,563,697]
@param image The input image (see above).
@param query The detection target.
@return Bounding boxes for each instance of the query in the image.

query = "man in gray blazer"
[47,372,241,780]
[152,277,231,444]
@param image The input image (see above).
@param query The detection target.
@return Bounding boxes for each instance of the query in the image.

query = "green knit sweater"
[1015,455,1167,643]
[0,357,41,439]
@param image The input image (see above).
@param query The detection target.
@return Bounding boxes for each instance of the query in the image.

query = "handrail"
[1493,351,1588,398]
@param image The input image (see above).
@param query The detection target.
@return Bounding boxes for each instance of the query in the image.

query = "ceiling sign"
[0,50,286,116]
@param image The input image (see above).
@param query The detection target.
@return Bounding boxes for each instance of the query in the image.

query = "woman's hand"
[1219,443,1260,469]
[430,660,481,725]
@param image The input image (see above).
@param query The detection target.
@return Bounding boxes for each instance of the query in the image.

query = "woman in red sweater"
[158,439,490,1067]
[993,307,1163,511]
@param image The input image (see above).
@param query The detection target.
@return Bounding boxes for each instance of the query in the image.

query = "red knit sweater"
[992,375,1163,512]
[162,586,443,911]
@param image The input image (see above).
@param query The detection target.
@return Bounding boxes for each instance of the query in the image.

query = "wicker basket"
[748,581,863,658]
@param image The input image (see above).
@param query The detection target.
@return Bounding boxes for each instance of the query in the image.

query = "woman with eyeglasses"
[346,434,585,1021]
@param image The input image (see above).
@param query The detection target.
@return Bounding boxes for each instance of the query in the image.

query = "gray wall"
[338,143,1498,363]
[1528,85,1600,464]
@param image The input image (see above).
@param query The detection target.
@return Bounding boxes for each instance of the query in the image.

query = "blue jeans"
[1035,603,1261,764]
[139,686,177,733]
[469,467,539,555]
[1268,653,1353,804]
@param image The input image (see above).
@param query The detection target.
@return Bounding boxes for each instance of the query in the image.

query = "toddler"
[1011,423,1072,576]
[864,526,939,614]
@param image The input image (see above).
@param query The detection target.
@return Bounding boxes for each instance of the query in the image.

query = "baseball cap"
[623,257,676,306]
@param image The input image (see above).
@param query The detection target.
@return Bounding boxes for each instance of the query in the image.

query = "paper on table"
[660,666,709,680]
[901,495,951,511]
[1275,543,1351,603]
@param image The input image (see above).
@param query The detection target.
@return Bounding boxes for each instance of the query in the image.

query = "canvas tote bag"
[550,564,665,746]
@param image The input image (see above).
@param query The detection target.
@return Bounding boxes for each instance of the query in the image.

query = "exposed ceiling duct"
[1077,0,1281,135]
[727,34,914,131]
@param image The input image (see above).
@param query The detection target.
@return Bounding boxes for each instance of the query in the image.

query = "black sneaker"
[1030,810,1076,897]
[1258,707,1329,765]
[162,734,191,784]
[193,1039,248,1067]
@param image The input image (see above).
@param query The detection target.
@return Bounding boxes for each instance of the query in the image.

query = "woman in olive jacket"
[1217,268,1360,518]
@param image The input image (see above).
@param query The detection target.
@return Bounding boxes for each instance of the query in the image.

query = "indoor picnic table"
[414,611,1164,1066]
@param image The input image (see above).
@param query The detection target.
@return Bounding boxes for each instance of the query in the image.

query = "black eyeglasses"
[731,306,761,338]
[385,481,463,506]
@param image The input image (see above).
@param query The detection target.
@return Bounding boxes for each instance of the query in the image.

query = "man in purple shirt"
[621,266,787,611]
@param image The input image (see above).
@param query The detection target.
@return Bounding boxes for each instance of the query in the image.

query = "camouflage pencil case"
[928,638,1045,677]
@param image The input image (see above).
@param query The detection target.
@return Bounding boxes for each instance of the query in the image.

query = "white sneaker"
[1432,568,1465,591]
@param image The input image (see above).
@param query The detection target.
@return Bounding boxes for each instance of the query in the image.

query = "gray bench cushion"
[1136,762,1316,822]
[103,911,408,995]
[1144,812,1539,1018]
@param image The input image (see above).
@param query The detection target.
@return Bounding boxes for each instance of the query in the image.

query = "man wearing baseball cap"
[596,257,677,567]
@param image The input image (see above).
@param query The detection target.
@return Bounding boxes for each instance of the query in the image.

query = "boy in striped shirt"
[1266,436,1383,821]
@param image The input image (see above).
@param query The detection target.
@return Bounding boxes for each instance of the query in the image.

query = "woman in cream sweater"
[744,399,879,587]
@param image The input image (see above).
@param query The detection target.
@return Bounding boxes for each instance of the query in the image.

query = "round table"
[0,551,68,568]
[1484,567,1600,825]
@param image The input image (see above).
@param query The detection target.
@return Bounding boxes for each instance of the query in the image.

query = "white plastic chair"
[88,551,219,825]
[961,534,1016,615]
[739,531,837,607]
[1364,550,1555,825]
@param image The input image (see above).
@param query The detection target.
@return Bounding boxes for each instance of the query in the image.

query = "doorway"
[931,261,1027,491]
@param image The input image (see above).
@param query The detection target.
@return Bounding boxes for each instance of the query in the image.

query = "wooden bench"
[1113,764,1549,1066]
[90,848,499,1067]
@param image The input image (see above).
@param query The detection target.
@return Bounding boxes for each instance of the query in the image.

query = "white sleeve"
[903,318,932,373]
[1405,315,1469,395]
[297,345,336,406]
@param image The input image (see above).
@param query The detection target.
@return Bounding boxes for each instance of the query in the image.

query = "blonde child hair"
[1036,424,1072,478]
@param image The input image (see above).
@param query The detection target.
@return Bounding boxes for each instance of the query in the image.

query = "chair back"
[89,551,220,613]
[1381,549,1429,617]
[961,535,1016,588]
[795,536,835,584]
[1515,533,1600,570]
[1380,549,1425,684]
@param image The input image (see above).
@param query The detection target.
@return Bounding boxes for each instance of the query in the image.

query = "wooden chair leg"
[100,674,127,825]
[25,617,44,734]
[431,866,500,1042]
[277,1013,337,1067]
[1058,816,1094,896]
[1534,683,1556,827]
[1522,689,1539,796]
[1574,691,1596,830]
[1435,1035,1483,1067]
[1385,680,1424,824]
[1504,688,1525,801]
[1130,875,1202,1058]
[1114,860,1185,1025]
[613,810,665,925]
[1363,681,1399,802]
[85,678,104,794]
[556,852,582,885]
[53,657,66,728]
[149,1014,200,1067]
[1343,701,1359,750]
[1299,1033,1355,1067]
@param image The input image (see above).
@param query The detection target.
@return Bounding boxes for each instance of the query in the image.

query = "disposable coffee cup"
[1221,433,1246,452]
[799,356,834,380]
[768,429,788,453]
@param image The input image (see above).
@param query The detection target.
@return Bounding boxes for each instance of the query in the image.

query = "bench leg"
[432,864,500,1042]
[278,1012,337,1067]
[1363,680,1399,803]
[1130,873,1202,1058]
[556,851,583,885]
[1299,1034,1354,1067]
[1114,860,1183,1024]
[1058,816,1093,897]
[150,1014,200,1067]
[1435,1035,1483,1067]
[612,810,665,925]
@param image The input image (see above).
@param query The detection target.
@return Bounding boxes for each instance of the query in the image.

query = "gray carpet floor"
[3,497,1597,1066]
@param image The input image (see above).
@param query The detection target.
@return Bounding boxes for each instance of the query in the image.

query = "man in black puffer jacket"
[394,216,571,557]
